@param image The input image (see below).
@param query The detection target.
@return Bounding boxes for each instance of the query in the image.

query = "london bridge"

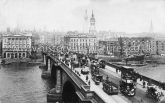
[1,0,165,103]
[39,45,165,103]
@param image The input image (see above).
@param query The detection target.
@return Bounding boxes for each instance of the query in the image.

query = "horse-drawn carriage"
[146,85,164,101]
[98,59,106,69]
[102,78,119,95]
[93,74,103,85]
[81,66,90,75]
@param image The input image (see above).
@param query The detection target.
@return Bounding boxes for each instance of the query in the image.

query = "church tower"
[149,20,153,33]
[149,19,155,38]
[89,10,96,34]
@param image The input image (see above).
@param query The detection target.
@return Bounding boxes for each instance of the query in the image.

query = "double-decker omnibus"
[120,66,137,96]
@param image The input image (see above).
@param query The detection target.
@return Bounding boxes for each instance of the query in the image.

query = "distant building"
[39,32,65,46]
[152,38,165,55]
[0,33,2,56]
[52,32,65,46]
[2,32,32,61]
[98,38,118,55]
[64,32,97,54]
[98,37,153,57]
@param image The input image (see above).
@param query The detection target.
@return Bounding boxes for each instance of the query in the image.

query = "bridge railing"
[47,52,87,87]
[79,85,105,103]
[81,85,93,99]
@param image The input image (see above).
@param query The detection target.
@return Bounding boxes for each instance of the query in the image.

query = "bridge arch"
[51,64,57,83]
[62,81,79,103]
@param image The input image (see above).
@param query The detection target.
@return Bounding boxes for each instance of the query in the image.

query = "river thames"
[134,64,165,82]
[0,62,165,103]
[0,63,55,103]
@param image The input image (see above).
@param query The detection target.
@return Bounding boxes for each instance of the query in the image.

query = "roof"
[3,32,32,37]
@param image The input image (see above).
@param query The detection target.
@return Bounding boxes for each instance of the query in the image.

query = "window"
[15,53,17,58]
[19,53,21,58]
[23,53,25,57]
[7,53,10,58]
[4,53,6,58]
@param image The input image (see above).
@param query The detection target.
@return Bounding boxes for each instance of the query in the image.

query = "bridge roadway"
[55,53,129,103]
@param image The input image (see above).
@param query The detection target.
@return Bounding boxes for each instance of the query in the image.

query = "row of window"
[3,45,30,48]
[4,52,27,58]
[70,38,96,42]
[7,38,29,40]
[69,46,96,50]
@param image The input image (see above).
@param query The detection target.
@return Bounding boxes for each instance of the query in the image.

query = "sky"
[0,0,165,34]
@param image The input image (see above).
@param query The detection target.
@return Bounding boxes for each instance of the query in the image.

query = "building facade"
[2,33,32,60]
[64,32,97,54]
[151,38,165,55]
[98,37,153,57]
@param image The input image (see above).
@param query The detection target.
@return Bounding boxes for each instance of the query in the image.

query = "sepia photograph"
[0,0,165,103]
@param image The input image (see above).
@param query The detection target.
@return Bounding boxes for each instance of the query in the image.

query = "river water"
[134,64,165,82]
[0,63,55,103]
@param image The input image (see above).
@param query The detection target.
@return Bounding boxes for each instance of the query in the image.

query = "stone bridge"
[42,52,105,103]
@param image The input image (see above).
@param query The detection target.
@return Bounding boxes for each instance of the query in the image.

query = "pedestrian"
[116,69,118,73]
[140,98,144,103]
[86,75,88,81]
[88,80,90,85]
[143,81,146,88]
[106,75,109,81]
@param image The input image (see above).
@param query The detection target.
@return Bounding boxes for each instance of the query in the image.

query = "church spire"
[149,19,153,33]
[89,10,96,34]
[92,10,94,18]
[84,9,88,21]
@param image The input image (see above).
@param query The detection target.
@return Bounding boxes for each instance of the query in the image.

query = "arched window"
[15,53,17,58]
[23,53,25,57]
[4,53,6,58]
[11,53,14,59]
[7,53,10,58]
[19,53,21,58]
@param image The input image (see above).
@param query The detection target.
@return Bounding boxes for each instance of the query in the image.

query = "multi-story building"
[39,32,65,46]
[52,32,65,46]
[98,37,153,57]
[98,38,118,55]
[151,38,165,55]
[0,33,2,56]
[2,32,32,61]
[64,32,97,54]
